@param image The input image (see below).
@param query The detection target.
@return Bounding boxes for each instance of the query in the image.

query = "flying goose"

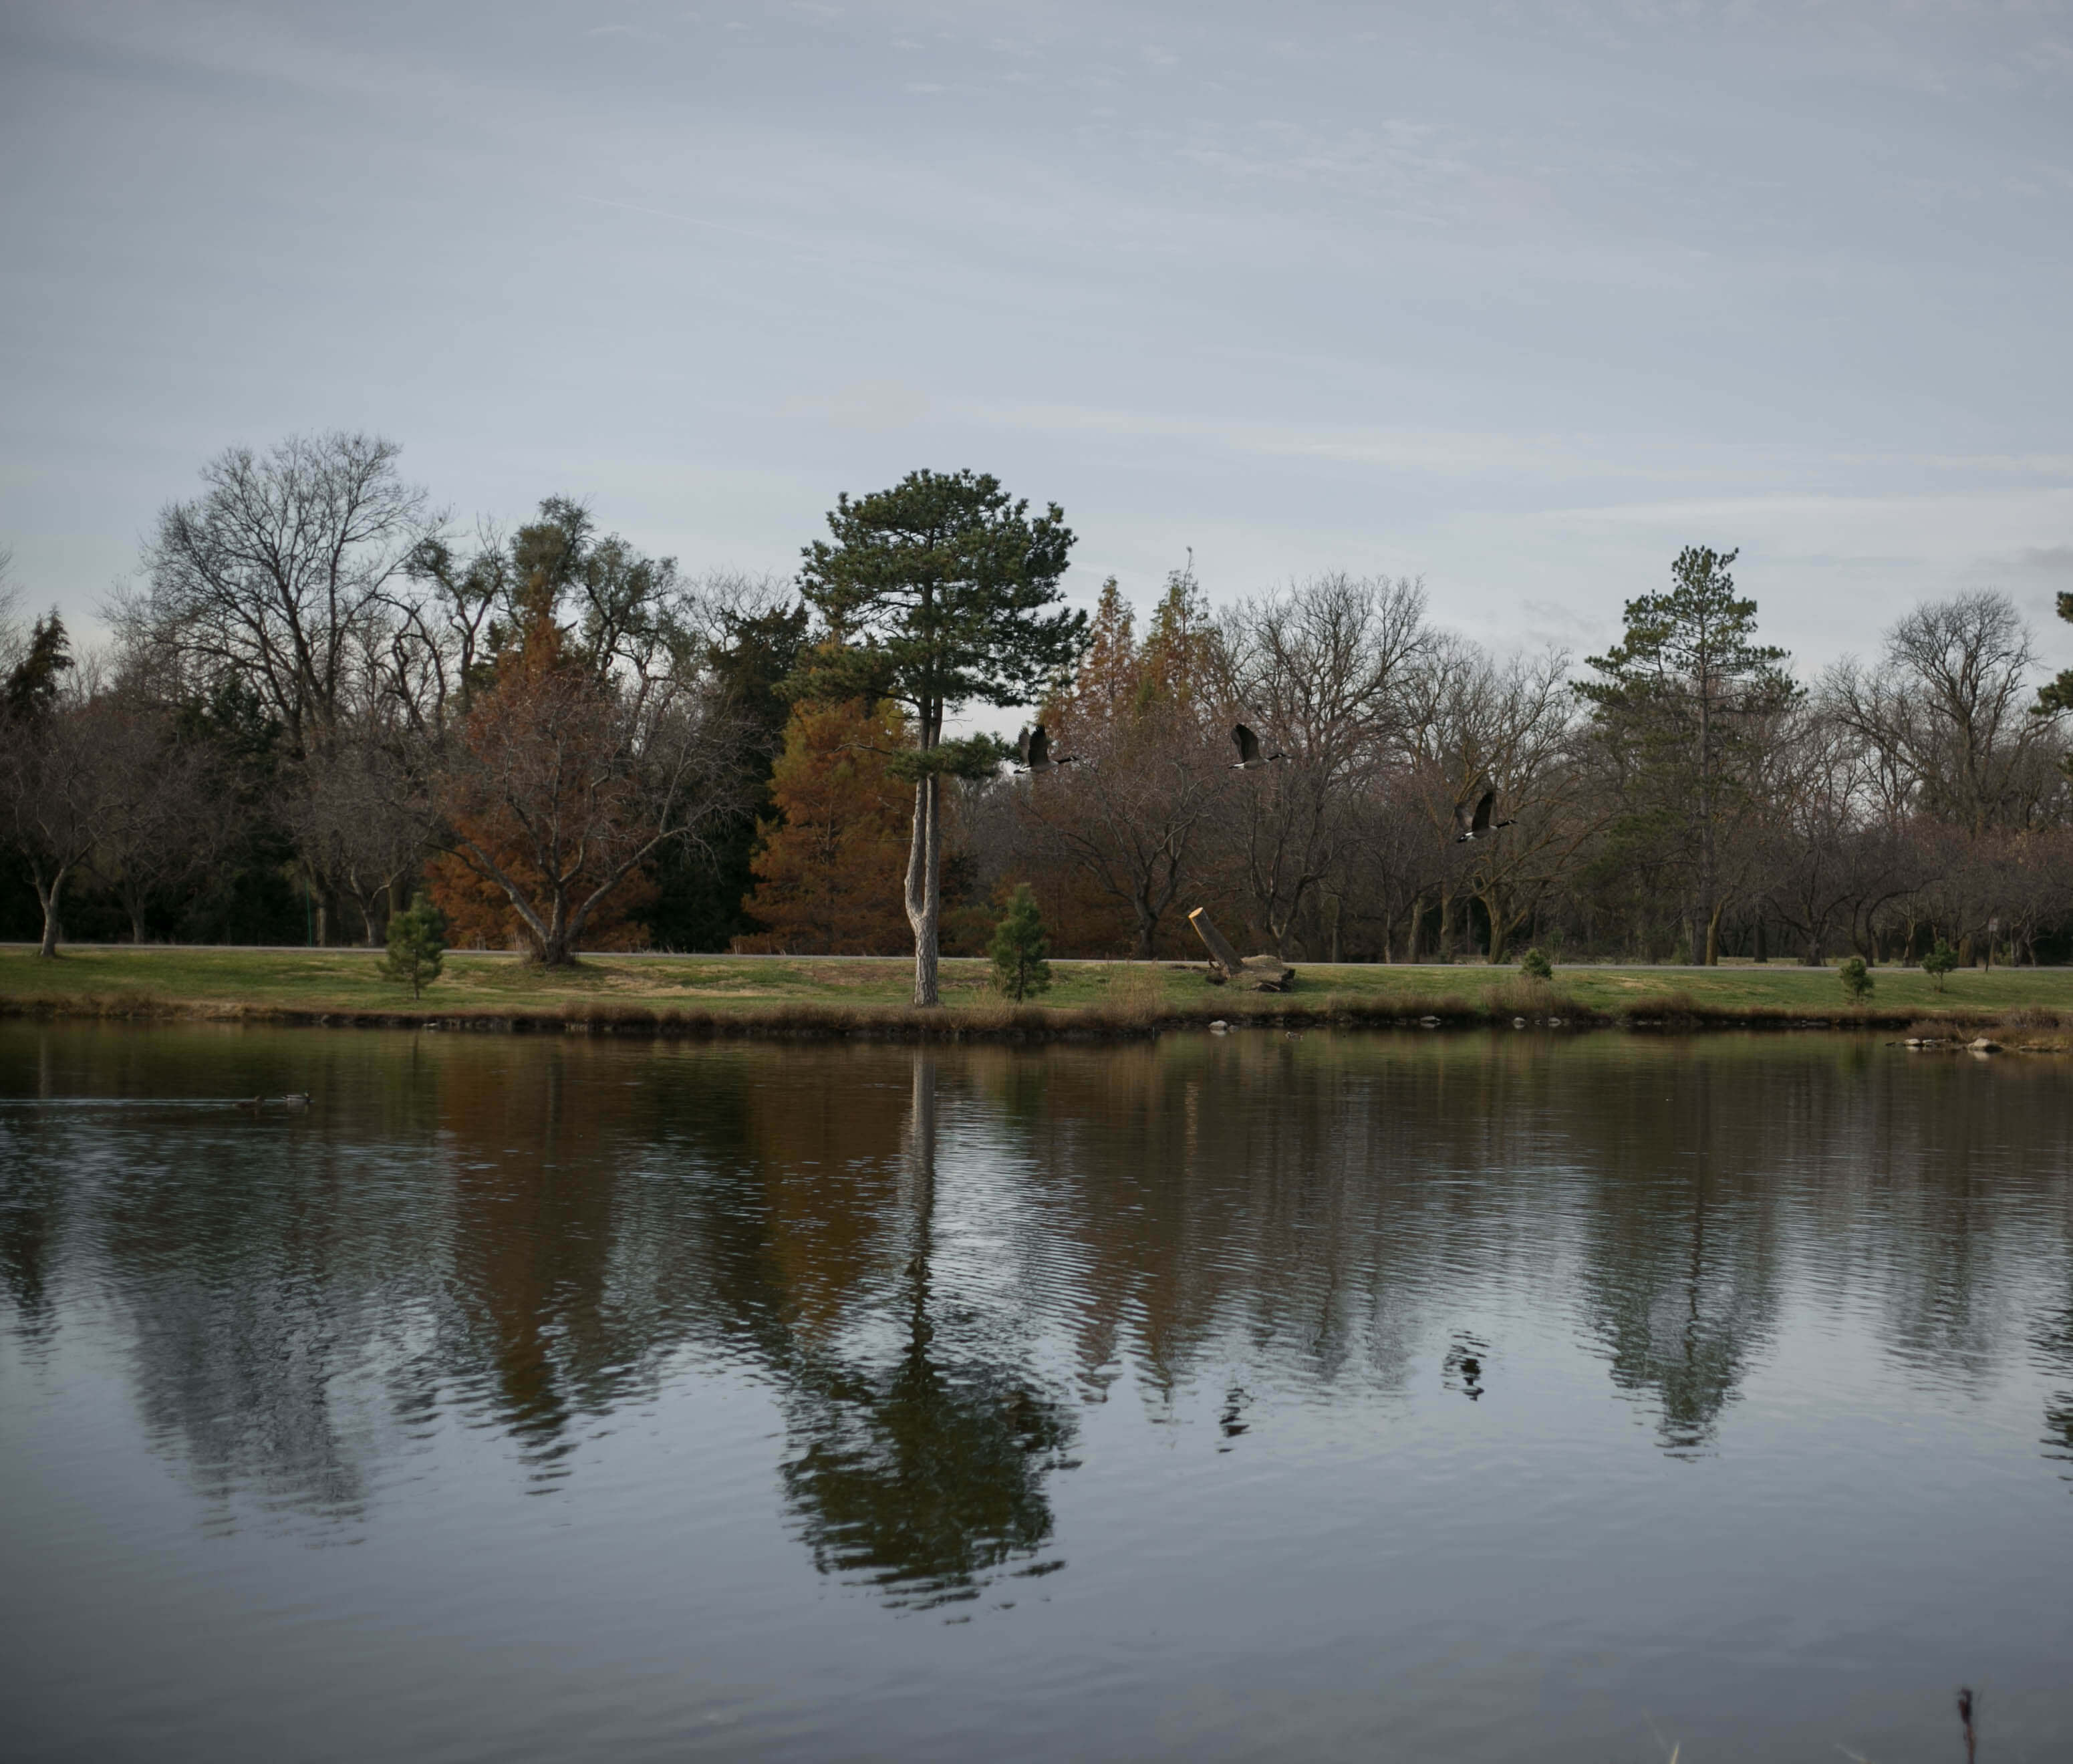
[1015,724,1081,772]
[1453,788,1515,843]
[1230,723,1286,770]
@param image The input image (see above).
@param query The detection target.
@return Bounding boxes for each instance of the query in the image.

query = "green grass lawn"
[1,943,2066,1028]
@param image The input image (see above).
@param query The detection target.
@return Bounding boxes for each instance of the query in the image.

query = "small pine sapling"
[1922,939,1957,994]
[989,884,1053,1002]
[383,893,447,1000]
[1838,955,1874,1004]
[1519,948,1554,982]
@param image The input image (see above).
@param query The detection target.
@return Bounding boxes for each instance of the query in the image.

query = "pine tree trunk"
[906,774,942,1006]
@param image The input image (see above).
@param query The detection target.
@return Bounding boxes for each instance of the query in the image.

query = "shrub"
[1518,947,1554,982]
[1838,955,1873,1004]
[382,893,447,1000]
[988,884,1053,1002]
[1922,939,1958,992]
[2003,1005,2064,1030]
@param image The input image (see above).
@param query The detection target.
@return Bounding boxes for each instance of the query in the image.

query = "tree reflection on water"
[2038,1301,2073,1486]
[5,1025,2073,1577]
[1575,1060,1778,1456]
[775,1058,1075,1608]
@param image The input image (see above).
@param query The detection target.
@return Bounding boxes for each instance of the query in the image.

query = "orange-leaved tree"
[425,499,748,965]
[1012,565,1233,957]
[736,697,912,953]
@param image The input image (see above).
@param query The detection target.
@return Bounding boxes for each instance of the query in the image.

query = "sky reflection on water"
[2,1024,2070,1761]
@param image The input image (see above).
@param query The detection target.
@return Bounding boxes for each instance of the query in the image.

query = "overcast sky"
[5,0,2071,692]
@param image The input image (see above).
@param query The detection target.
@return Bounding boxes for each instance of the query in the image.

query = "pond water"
[1,1023,2070,1761]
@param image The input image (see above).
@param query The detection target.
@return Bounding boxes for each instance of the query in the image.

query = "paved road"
[0,943,1839,972]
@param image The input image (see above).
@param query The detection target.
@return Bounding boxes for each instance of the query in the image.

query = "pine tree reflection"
[18,1025,2073,1544]
[775,1056,1075,1609]
[1571,1054,1779,1455]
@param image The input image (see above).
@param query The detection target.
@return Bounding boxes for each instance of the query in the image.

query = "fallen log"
[1188,909,1296,992]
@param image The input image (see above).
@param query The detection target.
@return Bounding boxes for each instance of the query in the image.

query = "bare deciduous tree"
[1831,592,2066,836]
[1,694,115,959]
[1216,574,1429,957]
[288,730,430,945]
[132,431,440,757]
[1404,637,1591,962]
[86,688,219,945]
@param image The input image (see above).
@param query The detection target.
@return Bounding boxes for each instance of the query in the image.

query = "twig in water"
[1957,1686,1975,1763]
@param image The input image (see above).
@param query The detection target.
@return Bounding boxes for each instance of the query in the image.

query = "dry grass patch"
[1482,976,1582,1018]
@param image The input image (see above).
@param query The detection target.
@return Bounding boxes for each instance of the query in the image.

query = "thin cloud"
[2002,543,2073,579]
[784,380,932,432]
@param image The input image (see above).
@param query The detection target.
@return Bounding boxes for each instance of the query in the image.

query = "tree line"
[6,430,2073,985]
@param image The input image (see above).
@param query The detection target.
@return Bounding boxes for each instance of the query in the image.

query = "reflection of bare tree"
[777,1057,1075,1609]
[2036,1304,2073,1487]
[0,1129,63,1344]
[2045,1396,2073,1481]
[19,1028,2073,1544]
[1869,1062,2028,1386]
[970,1040,1435,1409]
[95,1129,434,1523]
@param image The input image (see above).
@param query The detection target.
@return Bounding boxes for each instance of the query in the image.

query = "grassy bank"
[5,945,2073,1039]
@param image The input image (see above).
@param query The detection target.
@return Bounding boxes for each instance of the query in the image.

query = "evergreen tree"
[382,893,446,999]
[170,677,303,945]
[2037,592,2073,782]
[792,470,1083,1006]
[642,599,811,949]
[1923,937,1958,992]
[989,884,1053,1001]
[1578,547,1798,965]
[1838,954,1873,1003]
[3,613,72,722]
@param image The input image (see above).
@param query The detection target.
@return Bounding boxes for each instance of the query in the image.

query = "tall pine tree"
[792,470,1083,1005]
[1578,547,1797,964]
